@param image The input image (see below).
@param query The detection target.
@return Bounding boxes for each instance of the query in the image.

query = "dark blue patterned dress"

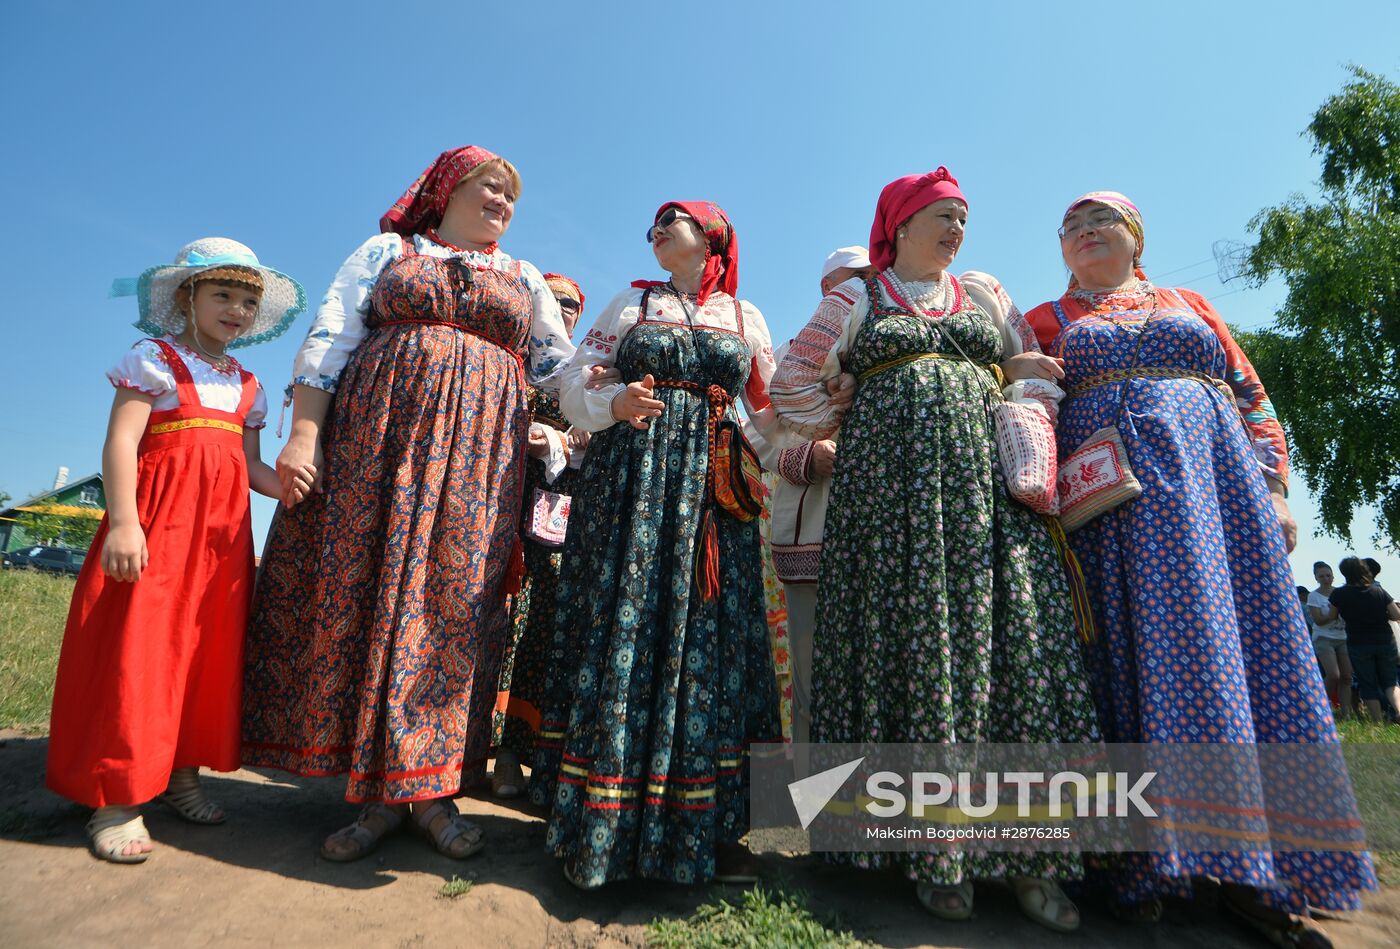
[530,306,780,887]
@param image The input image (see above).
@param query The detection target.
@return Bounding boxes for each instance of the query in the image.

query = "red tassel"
[504,535,525,598]
[696,510,720,602]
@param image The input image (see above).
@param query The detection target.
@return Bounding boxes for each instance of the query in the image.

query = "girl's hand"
[610,374,664,429]
[1000,352,1065,383]
[102,523,148,582]
[277,435,323,508]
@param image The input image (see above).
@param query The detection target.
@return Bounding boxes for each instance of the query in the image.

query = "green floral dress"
[780,274,1100,886]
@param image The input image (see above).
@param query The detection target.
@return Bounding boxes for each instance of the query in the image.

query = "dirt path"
[1,733,1396,948]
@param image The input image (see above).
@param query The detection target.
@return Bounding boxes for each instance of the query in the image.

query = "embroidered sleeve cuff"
[778,442,815,486]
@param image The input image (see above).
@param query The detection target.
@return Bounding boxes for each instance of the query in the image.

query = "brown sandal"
[1221,885,1333,949]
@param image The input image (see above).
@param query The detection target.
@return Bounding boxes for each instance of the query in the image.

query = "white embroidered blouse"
[290,232,576,393]
[558,286,785,443]
[770,271,1062,438]
[108,337,268,429]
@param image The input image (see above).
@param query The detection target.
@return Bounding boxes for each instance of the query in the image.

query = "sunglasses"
[557,297,581,314]
[646,208,694,244]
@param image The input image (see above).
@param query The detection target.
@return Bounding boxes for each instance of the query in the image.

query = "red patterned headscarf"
[542,272,584,310]
[634,200,738,305]
[869,167,968,272]
[379,145,513,237]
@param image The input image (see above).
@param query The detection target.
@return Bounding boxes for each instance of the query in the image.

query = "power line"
[1151,257,1217,280]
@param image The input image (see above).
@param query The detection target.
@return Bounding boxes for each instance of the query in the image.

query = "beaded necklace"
[423,228,499,257]
[1069,279,1156,315]
[879,269,964,317]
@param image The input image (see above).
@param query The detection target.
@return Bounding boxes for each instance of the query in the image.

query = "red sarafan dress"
[47,337,263,808]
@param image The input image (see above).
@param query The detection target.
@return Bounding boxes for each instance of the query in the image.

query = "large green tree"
[1241,66,1400,548]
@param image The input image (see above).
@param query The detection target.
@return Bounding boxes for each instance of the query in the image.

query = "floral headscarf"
[379,145,512,237]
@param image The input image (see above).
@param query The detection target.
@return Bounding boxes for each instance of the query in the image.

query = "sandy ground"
[1,732,1396,949]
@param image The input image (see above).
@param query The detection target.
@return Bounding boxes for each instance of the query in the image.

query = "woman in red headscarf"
[770,170,1100,931]
[241,147,575,861]
[527,201,799,888]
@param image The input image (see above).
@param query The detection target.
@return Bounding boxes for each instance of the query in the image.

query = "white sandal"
[1011,876,1080,933]
[412,800,485,859]
[86,806,151,864]
[917,880,974,921]
[158,767,225,824]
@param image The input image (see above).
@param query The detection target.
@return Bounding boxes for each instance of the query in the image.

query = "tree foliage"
[1244,66,1400,549]
[14,504,101,551]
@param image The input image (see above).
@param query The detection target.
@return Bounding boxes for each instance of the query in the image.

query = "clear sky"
[2,0,1396,588]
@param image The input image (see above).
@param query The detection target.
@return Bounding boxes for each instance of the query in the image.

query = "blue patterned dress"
[1028,286,1376,912]
[529,299,781,887]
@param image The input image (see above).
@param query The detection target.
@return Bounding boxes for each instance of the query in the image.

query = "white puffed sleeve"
[107,339,176,398]
[961,270,1065,420]
[245,381,269,430]
[735,298,792,459]
[291,233,403,393]
[769,278,866,438]
[558,288,644,432]
[517,260,577,388]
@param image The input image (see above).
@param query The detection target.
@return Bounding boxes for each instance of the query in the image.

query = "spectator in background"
[1308,562,1352,718]
[1322,557,1400,723]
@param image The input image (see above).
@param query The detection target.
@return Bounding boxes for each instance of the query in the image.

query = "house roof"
[0,473,103,518]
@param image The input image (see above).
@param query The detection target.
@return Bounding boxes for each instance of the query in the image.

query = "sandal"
[1110,897,1163,924]
[1221,885,1333,949]
[411,800,486,860]
[713,842,761,884]
[916,880,974,921]
[491,755,525,800]
[319,803,406,862]
[158,767,225,825]
[1011,876,1080,933]
[86,806,151,864]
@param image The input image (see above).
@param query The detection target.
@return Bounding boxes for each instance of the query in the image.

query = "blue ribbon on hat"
[109,249,262,298]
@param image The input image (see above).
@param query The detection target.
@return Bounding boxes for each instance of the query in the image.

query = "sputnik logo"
[787,756,865,830]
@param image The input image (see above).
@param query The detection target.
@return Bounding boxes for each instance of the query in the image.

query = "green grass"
[437,875,474,900]
[0,569,72,731]
[1338,719,1400,884]
[648,886,871,949]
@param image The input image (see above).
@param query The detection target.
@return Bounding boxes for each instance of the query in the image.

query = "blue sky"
[2,0,1396,586]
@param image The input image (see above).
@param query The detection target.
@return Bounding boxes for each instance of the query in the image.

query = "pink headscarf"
[869,167,968,271]
[1062,191,1147,289]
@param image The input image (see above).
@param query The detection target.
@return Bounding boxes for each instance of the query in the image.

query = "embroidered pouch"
[527,487,571,546]
[713,417,766,522]
[993,399,1059,514]
[1056,424,1141,532]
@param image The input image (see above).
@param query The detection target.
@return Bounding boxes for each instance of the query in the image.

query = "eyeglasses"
[1058,208,1122,240]
[557,298,581,314]
[646,208,694,243]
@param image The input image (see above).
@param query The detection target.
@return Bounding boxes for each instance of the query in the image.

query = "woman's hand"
[586,365,623,390]
[611,373,664,429]
[1268,481,1298,553]
[527,427,552,459]
[102,523,148,582]
[827,373,857,411]
[277,434,323,508]
[809,439,837,479]
[1000,352,1065,384]
[566,428,591,453]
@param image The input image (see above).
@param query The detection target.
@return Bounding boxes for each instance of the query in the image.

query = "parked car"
[2,545,86,576]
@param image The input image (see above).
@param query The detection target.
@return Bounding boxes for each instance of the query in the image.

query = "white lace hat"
[110,237,307,349]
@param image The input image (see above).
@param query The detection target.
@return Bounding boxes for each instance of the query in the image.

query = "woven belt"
[1069,367,1231,399]
[858,351,1004,388]
[148,418,243,436]
[533,413,569,432]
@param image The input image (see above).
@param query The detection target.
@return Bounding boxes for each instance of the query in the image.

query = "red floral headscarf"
[379,145,510,237]
[633,200,738,305]
[869,167,968,272]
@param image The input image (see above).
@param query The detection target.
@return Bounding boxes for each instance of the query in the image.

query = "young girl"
[46,237,306,863]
